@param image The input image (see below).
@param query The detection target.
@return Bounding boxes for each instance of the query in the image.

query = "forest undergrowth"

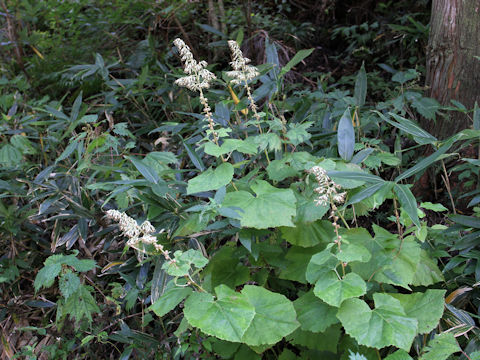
[1,1,480,359]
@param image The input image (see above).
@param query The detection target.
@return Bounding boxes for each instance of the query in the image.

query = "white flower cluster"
[106,210,165,253]
[308,166,346,206]
[173,38,216,91]
[226,40,259,85]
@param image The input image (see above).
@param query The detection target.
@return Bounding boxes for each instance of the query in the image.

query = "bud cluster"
[173,38,216,92]
[226,40,260,85]
[105,210,167,256]
[308,166,346,206]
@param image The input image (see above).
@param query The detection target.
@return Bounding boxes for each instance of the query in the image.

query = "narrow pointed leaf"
[149,286,192,317]
[395,137,457,182]
[328,170,384,184]
[337,109,355,161]
[394,184,420,228]
[280,48,314,77]
[346,182,385,206]
[354,63,367,107]
[128,156,160,184]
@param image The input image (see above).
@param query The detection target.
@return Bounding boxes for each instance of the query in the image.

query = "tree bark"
[423,0,480,138]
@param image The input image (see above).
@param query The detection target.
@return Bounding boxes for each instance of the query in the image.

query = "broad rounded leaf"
[390,289,446,334]
[281,220,334,248]
[286,325,341,353]
[336,243,371,263]
[241,285,299,346]
[222,180,296,229]
[351,226,421,289]
[293,187,329,223]
[420,333,460,360]
[204,139,257,157]
[306,249,337,284]
[412,250,444,286]
[187,162,234,195]
[385,350,413,360]
[162,249,208,277]
[337,293,418,351]
[184,286,255,342]
[294,291,339,332]
[266,160,298,182]
[279,245,323,284]
[314,272,367,307]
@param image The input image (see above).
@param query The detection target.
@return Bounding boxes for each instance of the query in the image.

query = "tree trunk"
[423,0,480,138]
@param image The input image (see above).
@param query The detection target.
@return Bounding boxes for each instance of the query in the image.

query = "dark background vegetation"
[1,0,479,359]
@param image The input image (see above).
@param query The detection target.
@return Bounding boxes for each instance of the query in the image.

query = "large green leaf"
[241,285,299,346]
[266,160,298,182]
[279,245,323,284]
[149,284,193,317]
[286,122,313,146]
[162,249,208,277]
[306,249,338,284]
[337,293,418,351]
[0,144,22,166]
[34,256,64,291]
[314,272,367,307]
[183,286,255,342]
[450,214,480,228]
[336,228,372,263]
[293,184,329,223]
[351,226,421,289]
[305,248,367,306]
[294,290,339,333]
[335,243,371,264]
[384,350,413,360]
[202,247,250,292]
[281,220,334,248]
[390,290,446,334]
[337,109,355,161]
[419,333,460,360]
[204,139,257,157]
[474,101,480,130]
[410,97,440,120]
[412,250,444,286]
[286,325,341,353]
[187,162,234,194]
[222,180,297,229]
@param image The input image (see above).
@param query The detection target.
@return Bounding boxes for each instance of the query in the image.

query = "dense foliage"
[1,1,480,359]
